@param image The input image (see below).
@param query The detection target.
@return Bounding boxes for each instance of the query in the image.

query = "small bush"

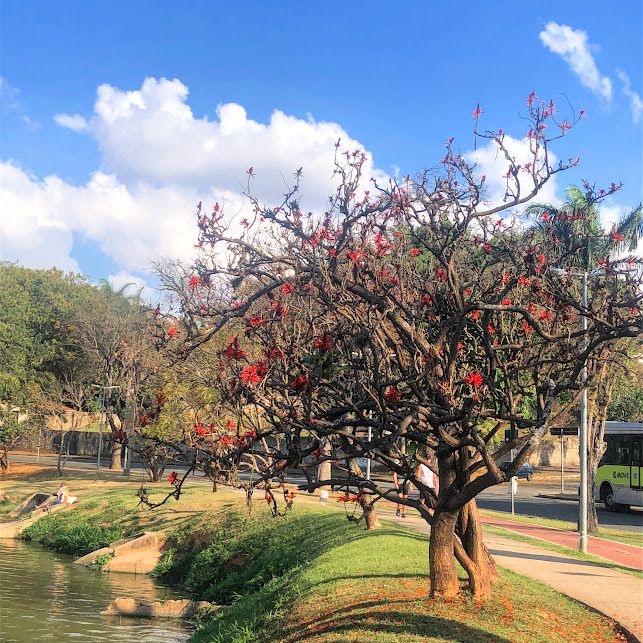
[90,552,113,569]
[21,513,123,556]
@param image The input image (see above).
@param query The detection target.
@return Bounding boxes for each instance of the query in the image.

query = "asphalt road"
[8,453,643,534]
[476,483,643,533]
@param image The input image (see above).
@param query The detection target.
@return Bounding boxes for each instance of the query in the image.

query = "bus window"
[599,436,616,466]
[632,440,641,467]
[615,435,631,466]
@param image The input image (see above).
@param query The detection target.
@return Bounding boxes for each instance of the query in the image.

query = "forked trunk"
[455,500,498,599]
[429,510,459,598]
[146,457,166,482]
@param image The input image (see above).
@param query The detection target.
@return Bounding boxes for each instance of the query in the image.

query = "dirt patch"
[1,464,52,480]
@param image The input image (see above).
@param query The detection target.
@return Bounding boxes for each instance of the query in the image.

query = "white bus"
[595,422,643,511]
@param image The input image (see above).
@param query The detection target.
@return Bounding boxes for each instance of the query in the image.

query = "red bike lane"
[481,515,643,571]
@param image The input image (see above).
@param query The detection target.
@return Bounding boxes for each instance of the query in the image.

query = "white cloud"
[465,135,560,211]
[0,76,20,108]
[0,162,79,271]
[539,22,612,102]
[617,70,643,124]
[54,113,89,132]
[4,76,572,285]
[2,77,391,279]
[0,161,204,273]
[0,76,40,130]
[84,77,388,203]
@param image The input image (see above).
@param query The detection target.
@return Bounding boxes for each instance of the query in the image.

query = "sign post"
[508,476,518,515]
[550,427,579,495]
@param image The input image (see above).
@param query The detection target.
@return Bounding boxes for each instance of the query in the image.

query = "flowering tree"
[146,94,641,600]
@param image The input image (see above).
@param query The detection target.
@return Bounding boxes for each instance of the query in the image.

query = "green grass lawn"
[1,468,628,643]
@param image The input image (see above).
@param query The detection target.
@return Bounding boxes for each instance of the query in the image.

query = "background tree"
[71,282,152,470]
[0,264,94,470]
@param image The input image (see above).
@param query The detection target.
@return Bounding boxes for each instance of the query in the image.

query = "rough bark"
[110,437,123,471]
[429,510,460,598]
[456,500,498,598]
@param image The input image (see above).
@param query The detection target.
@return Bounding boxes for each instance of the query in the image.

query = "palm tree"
[525,185,642,269]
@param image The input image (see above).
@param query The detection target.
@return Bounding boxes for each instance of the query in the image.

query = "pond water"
[0,539,193,642]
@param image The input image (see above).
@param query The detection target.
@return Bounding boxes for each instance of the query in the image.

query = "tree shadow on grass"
[281,597,513,643]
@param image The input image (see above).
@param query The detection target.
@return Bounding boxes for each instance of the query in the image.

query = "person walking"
[415,462,438,507]
[392,470,410,517]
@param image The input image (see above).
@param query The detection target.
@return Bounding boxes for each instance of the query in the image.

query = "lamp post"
[550,266,633,552]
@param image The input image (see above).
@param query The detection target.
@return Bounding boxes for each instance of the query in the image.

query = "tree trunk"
[110,435,122,470]
[146,457,166,482]
[429,510,460,598]
[359,495,380,530]
[587,448,601,532]
[456,500,498,598]
[0,444,8,476]
[56,431,68,476]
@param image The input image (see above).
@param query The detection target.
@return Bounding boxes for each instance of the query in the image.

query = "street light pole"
[579,271,588,553]
[550,265,633,553]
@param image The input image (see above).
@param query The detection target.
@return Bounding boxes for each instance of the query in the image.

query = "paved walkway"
[382,510,643,642]
[480,515,643,571]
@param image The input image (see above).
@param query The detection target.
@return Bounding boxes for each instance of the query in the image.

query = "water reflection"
[0,539,192,642]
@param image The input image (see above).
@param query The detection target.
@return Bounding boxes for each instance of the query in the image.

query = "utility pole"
[579,271,588,553]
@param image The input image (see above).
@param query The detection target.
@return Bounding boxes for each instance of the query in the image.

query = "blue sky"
[1,1,641,295]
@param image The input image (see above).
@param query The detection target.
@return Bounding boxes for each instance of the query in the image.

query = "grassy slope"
[0,469,628,643]
[190,511,624,643]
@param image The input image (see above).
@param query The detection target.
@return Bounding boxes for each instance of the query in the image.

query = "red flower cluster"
[522,322,534,336]
[347,249,365,265]
[168,471,178,485]
[384,386,402,402]
[281,282,294,295]
[314,334,332,352]
[241,362,268,384]
[465,372,484,388]
[289,374,309,393]
[224,337,247,360]
[167,326,177,338]
[247,316,268,328]
[139,414,151,427]
[194,423,210,436]
[500,298,512,306]
[409,248,421,257]
[188,275,202,289]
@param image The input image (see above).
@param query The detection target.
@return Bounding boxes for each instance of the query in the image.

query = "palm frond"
[615,204,643,252]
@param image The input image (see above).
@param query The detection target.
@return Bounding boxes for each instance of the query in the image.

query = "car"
[499,462,534,481]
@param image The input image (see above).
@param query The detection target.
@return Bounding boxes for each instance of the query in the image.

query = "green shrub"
[21,513,123,556]
[90,552,113,569]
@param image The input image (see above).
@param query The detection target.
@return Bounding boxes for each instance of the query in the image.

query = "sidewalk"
[381,510,643,641]
[480,514,643,571]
